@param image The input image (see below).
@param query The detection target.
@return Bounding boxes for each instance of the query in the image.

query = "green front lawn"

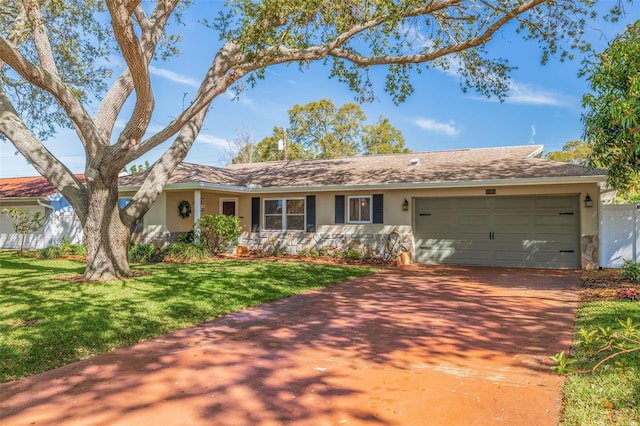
[561,297,640,425]
[0,252,374,383]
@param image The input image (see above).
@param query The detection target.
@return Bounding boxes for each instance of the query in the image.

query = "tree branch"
[0,4,27,71]
[94,0,178,144]
[105,0,154,148]
[0,87,88,222]
[289,0,547,67]
[120,41,245,163]
[22,0,59,77]
[0,36,103,157]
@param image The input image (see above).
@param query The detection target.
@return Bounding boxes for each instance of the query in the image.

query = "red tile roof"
[0,175,85,198]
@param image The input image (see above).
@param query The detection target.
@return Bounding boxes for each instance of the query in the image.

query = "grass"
[561,296,640,424]
[0,252,374,383]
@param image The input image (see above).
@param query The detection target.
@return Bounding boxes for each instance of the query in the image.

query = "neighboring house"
[1,145,606,269]
[0,175,85,249]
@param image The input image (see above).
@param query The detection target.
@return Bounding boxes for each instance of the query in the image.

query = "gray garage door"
[414,196,581,268]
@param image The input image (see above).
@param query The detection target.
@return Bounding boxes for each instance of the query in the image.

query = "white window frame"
[263,197,306,231]
[347,195,372,224]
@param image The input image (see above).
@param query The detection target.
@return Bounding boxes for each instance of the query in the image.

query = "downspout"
[194,190,201,243]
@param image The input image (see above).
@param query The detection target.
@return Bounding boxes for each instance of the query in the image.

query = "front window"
[264,198,305,230]
[348,196,371,223]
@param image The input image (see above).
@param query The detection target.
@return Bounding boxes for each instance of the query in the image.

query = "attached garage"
[414,195,581,268]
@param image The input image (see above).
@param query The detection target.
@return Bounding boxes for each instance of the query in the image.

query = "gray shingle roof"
[4,146,602,199]
[118,162,243,187]
[224,145,606,188]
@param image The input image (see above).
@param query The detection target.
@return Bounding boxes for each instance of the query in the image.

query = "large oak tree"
[0,0,619,280]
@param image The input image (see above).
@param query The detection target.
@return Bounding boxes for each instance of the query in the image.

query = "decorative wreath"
[178,200,192,219]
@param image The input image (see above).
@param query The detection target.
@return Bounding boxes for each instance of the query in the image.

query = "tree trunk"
[83,177,132,281]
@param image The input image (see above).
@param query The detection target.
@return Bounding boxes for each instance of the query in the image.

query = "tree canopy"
[545,140,592,165]
[583,19,640,191]
[0,0,625,280]
[546,139,640,202]
[231,99,408,163]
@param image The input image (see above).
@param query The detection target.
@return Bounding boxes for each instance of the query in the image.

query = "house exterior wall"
[134,191,241,244]
[236,182,601,268]
[126,181,601,268]
[166,191,197,233]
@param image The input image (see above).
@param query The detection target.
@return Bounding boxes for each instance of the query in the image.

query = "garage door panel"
[531,252,578,269]
[535,196,578,209]
[414,196,580,268]
[534,215,578,227]
[451,198,491,209]
[534,232,579,245]
[493,215,532,226]
[494,197,534,209]
[420,237,491,250]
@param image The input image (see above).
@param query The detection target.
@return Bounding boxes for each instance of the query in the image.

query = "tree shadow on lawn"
[1,265,579,425]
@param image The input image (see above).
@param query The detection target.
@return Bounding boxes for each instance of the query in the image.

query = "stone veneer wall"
[581,234,599,270]
[238,230,414,258]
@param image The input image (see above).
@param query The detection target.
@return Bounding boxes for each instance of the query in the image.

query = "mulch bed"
[580,269,640,302]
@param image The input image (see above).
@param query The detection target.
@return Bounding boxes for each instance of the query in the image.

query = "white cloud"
[529,124,536,144]
[506,81,569,106]
[414,118,460,136]
[149,65,200,88]
[196,133,228,148]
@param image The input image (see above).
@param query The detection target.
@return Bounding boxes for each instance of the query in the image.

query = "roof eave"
[0,195,49,202]
[118,181,250,193]
[245,175,607,193]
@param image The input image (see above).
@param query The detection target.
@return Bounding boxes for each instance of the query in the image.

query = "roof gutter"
[527,146,544,158]
[118,182,250,194]
[117,175,607,194]
[37,199,53,210]
[0,196,50,203]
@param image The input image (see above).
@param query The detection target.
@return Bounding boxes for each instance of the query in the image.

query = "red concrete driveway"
[1,265,579,425]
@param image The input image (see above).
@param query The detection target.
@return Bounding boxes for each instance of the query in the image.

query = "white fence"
[600,204,640,268]
[0,208,83,250]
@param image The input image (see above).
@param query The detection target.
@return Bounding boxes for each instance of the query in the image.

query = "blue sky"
[1,1,639,178]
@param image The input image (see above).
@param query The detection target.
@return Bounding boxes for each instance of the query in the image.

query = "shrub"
[37,237,86,259]
[616,289,640,301]
[176,230,195,244]
[38,246,61,259]
[197,214,241,254]
[129,243,163,263]
[551,317,640,375]
[334,248,363,261]
[166,242,210,262]
[621,259,640,281]
[58,237,86,256]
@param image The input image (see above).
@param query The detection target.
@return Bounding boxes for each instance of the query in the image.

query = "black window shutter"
[306,195,316,232]
[372,194,384,224]
[335,195,345,224]
[251,197,260,232]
